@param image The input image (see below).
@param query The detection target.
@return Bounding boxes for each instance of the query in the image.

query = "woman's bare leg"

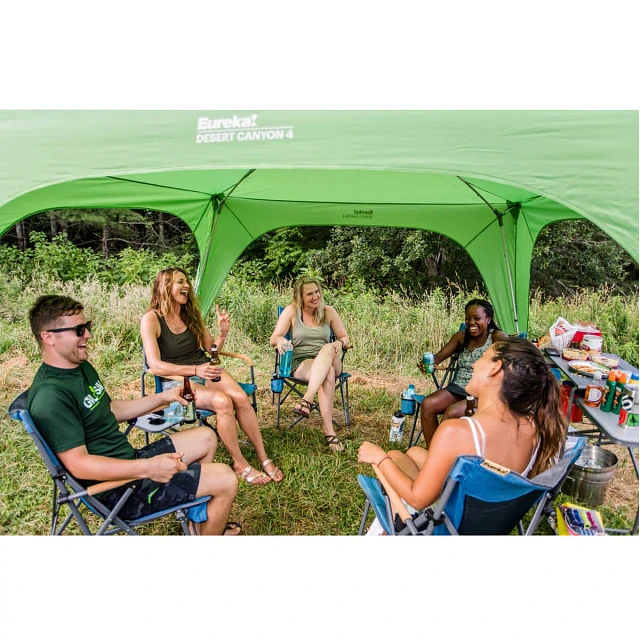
[420,390,459,448]
[294,347,344,450]
[208,373,283,481]
[194,383,270,485]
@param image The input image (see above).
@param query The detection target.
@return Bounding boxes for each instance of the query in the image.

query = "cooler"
[560,382,584,423]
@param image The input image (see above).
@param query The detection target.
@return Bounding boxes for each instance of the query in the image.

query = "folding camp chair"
[270,306,351,430]
[357,436,587,536]
[8,391,211,535]
[132,347,258,444]
[407,327,528,447]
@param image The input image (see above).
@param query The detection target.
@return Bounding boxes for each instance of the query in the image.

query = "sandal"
[238,465,270,485]
[293,398,316,418]
[261,458,284,482]
[324,434,345,452]
[224,521,242,536]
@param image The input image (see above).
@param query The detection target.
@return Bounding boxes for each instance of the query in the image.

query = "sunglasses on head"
[45,320,93,337]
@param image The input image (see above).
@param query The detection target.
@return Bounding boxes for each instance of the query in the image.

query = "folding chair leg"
[340,378,351,428]
[275,392,282,429]
[359,499,371,535]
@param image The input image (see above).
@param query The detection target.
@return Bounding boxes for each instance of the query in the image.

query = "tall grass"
[0,273,637,535]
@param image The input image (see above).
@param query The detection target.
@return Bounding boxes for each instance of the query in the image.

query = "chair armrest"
[373,465,413,523]
[219,351,254,368]
[87,478,137,497]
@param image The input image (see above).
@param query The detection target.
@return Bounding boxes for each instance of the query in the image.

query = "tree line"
[3,208,637,296]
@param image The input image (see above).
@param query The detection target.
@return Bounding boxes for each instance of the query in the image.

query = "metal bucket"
[562,445,618,507]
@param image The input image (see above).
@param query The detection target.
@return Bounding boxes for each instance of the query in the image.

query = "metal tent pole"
[457,177,520,332]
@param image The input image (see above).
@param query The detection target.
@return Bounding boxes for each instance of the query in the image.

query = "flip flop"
[324,434,345,452]
[224,521,242,536]
[293,398,316,418]
[238,465,270,485]
[261,458,284,482]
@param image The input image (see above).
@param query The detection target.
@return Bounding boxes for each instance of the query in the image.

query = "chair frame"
[8,391,211,536]
[271,306,351,430]
[358,437,587,536]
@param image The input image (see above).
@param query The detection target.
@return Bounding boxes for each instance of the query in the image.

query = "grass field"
[0,275,637,535]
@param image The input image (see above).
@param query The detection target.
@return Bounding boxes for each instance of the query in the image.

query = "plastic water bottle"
[279,342,293,377]
[164,401,184,424]
[389,410,405,442]
[401,386,416,415]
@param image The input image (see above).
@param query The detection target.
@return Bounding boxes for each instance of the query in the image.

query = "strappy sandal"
[324,434,345,452]
[293,398,316,418]
[261,458,284,482]
[224,521,242,535]
[238,465,270,485]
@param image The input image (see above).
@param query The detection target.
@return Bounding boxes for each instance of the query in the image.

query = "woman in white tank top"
[358,337,567,513]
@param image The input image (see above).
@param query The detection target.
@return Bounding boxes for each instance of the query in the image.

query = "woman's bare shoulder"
[140,310,159,326]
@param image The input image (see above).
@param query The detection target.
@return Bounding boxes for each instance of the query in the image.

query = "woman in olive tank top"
[141,268,283,485]
[270,277,351,452]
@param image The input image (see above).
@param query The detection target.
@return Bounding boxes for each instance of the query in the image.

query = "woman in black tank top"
[141,268,283,486]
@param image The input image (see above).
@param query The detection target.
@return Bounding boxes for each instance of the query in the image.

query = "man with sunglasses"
[26,294,240,535]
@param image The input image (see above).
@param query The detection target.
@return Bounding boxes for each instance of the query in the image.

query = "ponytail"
[492,337,567,475]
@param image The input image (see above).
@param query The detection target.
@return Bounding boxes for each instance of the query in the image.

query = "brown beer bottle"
[181,376,196,423]
[210,344,222,382]
[464,395,476,416]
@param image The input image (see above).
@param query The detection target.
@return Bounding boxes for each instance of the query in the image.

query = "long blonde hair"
[293,276,326,326]
[148,267,207,350]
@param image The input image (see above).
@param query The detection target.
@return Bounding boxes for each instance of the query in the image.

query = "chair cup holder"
[401,398,416,416]
[271,378,284,393]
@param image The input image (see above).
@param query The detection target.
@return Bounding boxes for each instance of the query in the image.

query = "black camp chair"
[358,436,586,536]
[270,306,351,430]
[8,390,211,535]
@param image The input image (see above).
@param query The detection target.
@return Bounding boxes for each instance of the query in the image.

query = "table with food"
[537,317,638,535]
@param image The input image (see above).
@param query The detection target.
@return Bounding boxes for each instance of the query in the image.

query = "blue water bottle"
[279,342,293,377]
[401,386,416,415]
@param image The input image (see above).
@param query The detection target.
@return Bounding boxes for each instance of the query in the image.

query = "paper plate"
[567,360,609,377]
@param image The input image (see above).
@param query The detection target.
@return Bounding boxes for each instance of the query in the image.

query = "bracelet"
[376,456,392,468]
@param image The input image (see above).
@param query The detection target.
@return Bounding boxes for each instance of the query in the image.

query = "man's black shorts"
[100,437,201,521]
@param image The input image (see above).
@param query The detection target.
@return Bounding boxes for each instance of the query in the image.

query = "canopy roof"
[0,110,637,332]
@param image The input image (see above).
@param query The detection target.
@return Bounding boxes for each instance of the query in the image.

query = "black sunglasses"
[45,320,93,337]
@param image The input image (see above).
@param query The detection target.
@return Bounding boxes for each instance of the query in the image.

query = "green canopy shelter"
[0,110,637,332]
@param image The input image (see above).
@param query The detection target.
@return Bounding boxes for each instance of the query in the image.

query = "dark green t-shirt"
[27,362,136,477]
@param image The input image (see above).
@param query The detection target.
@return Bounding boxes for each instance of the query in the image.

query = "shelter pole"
[195,169,256,292]
[497,216,520,333]
[457,178,519,332]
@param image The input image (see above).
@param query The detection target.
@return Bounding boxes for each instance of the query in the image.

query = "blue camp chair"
[8,391,211,535]
[357,436,587,536]
[271,306,351,430]
[407,326,528,447]
[131,348,258,444]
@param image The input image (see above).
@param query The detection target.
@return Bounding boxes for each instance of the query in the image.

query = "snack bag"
[549,317,579,350]
[555,503,606,536]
